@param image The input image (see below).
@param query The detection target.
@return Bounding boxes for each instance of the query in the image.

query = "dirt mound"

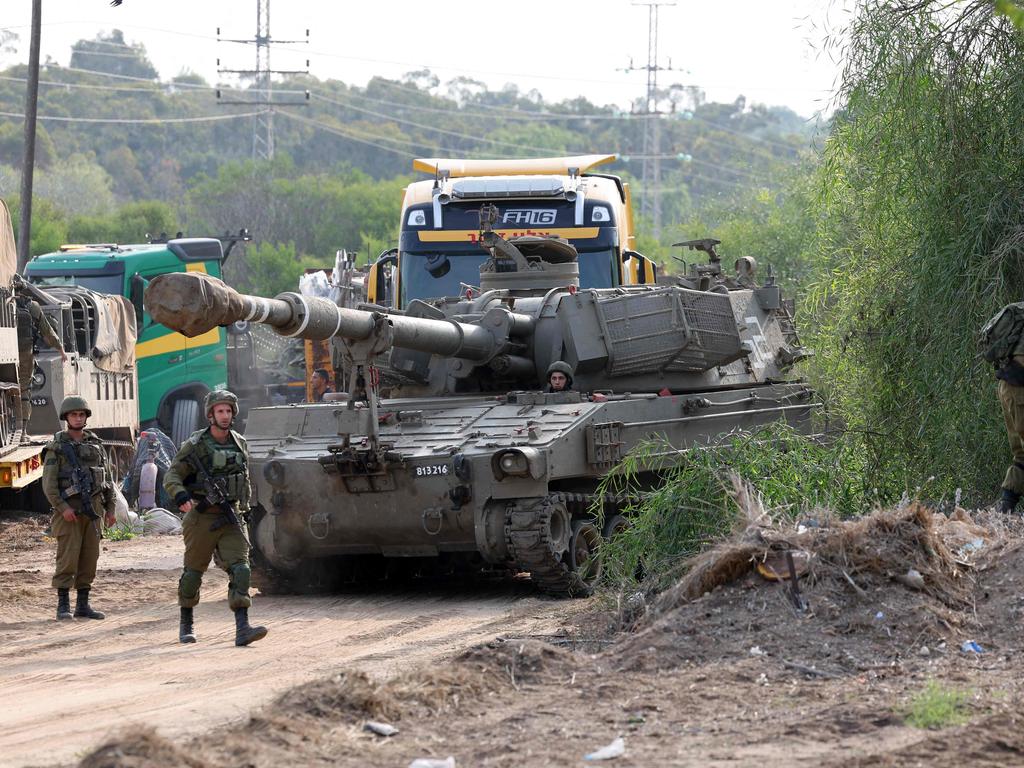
[829,712,1024,767]
[456,637,579,687]
[79,728,205,768]
[0,513,48,556]
[612,503,1012,675]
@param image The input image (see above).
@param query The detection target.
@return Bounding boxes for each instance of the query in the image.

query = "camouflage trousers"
[178,508,252,610]
[15,353,33,427]
[51,510,101,590]
[999,380,1024,494]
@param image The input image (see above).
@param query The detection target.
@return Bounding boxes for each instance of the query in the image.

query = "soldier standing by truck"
[163,390,268,647]
[41,396,116,621]
[13,275,65,438]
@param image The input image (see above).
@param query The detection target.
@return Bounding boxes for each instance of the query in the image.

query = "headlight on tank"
[491,448,543,480]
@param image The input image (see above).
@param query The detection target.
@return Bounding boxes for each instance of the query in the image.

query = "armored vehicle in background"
[145,209,817,595]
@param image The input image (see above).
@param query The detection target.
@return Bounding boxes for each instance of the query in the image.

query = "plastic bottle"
[138,434,158,510]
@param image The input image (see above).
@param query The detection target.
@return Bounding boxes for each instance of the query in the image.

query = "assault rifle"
[60,442,98,520]
[185,453,240,532]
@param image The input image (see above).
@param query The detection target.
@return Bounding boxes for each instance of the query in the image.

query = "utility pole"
[623,1,677,241]
[217,0,310,161]
[16,0,41,272]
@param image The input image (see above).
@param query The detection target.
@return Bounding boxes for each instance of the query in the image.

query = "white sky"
[2,0,850,119]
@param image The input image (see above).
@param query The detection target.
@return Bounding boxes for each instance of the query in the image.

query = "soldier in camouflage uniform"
[13,275,66,438]
[41,396,116,621]
[163,390,268,646]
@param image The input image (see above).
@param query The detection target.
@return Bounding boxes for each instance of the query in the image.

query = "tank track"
[505,492,602,598]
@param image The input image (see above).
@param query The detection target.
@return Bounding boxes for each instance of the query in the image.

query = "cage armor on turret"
[144,207,818,596]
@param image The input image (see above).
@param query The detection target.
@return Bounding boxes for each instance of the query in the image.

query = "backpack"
[981,302,1024,366]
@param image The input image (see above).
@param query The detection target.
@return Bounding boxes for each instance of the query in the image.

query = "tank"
[144,210,819,596]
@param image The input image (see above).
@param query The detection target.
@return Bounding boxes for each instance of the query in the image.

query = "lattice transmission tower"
[216,0,309,160]
[623,1,677,240]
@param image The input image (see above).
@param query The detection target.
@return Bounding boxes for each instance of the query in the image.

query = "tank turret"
[145,221,807,400]
[143,221,817,598]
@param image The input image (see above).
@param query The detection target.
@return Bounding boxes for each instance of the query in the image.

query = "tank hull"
[247,383,818,584]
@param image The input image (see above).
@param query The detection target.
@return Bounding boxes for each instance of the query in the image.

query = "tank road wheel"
[602,514,630,540]
[568,520,602,596]
[506,494,601,598]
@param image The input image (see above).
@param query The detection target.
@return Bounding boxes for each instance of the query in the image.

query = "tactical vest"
[54,435,110,500]
[15,297,34,352]
[982,302,1024,367]
[186,431,248,503]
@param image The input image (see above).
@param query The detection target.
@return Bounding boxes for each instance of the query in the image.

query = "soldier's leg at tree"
[73,516,105,619]
[217,522,267,647]
[178,510,218,643]
[51,510,85,620]
[998,380,1024,513]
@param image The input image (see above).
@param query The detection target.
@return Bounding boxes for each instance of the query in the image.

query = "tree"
[808,1,1024,500]
[69,30,158,79]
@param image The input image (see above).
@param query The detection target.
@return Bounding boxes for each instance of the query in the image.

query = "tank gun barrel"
[144,271,511,362]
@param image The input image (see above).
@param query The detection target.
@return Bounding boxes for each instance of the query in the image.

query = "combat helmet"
[204,389,239,418]
[546,360,574,388]
[59,395,92,420]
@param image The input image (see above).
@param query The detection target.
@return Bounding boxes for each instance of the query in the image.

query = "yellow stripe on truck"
[418,227,600,243]
[136,327,220,360]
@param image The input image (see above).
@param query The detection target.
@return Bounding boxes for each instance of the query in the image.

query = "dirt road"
[0,521,576,768]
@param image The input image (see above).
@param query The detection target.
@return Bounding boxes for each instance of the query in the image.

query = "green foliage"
[670,162,820,290]
[69,30,157,80]
[104,521,137,542]
[596,424,871,588]
[67,200,178,244]
[903,680,970,729]
[807,1,1024,502]
[34,154,116,217]
[995,0,1024,30]
[230,241,324,298]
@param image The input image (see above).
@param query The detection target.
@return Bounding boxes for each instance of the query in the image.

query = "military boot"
[179,607,197,644]
[56,588,72,620]
[73,588,105,619]
[233,608,267,647]
[998,488,1021,514]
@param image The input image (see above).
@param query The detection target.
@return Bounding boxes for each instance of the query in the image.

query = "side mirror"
[369,251,398,307]
[129,273,147,322]
[624,251,657,284]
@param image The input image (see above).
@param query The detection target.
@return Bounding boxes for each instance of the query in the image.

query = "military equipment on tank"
[145,209,818,595]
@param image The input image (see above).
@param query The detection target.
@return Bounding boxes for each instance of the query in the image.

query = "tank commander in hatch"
[42,396,116,622]
[545,361,607,402]
[164,390,268,647]
[310,368,334,402]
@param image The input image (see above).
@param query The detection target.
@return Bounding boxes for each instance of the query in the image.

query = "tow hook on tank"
[308,511,330,540]
[422,507,444,535]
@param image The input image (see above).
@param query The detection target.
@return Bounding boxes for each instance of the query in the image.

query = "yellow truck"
[368,154,656,308]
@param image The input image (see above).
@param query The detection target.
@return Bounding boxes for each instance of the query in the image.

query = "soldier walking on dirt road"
[164,390,268,647]
[41,396,116,621]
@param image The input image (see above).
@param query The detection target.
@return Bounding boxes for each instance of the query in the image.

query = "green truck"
[25,235,292,445]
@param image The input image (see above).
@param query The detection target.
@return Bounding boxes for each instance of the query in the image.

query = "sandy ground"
[0,517,578,768]
[8,505,1024,768]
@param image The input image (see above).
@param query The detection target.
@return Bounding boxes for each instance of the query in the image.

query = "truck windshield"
[400,248,617,306]
[31,272,124,296]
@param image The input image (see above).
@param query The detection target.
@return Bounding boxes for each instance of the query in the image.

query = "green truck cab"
[26,238,228,443]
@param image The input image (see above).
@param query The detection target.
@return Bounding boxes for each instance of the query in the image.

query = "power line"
[310,93,584,156]
[0,109,267,124]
